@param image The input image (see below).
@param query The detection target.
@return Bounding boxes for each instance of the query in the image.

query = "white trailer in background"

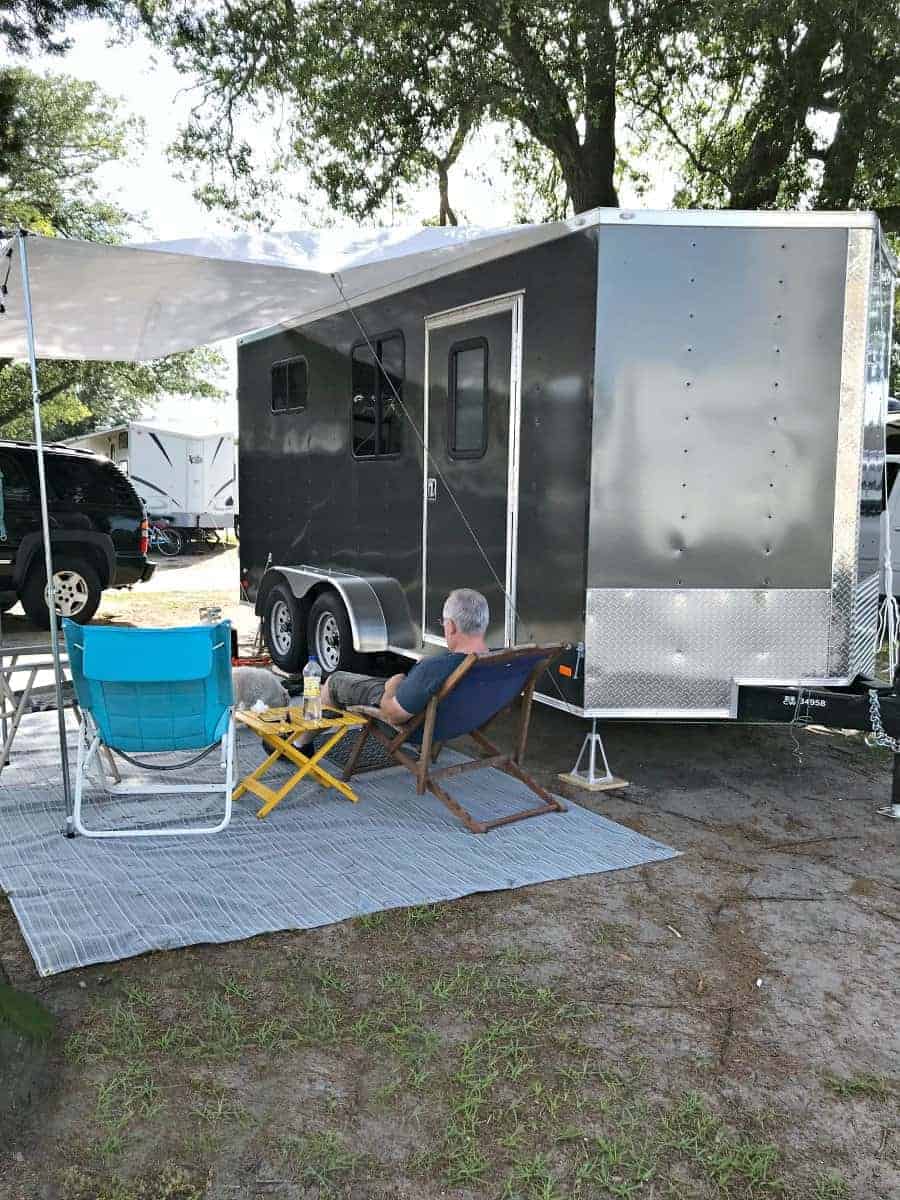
[63,422,237,533]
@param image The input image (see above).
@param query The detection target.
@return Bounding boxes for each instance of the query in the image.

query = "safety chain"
[867,689,900,752]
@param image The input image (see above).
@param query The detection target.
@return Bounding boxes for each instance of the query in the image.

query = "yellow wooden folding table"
[233,706,368,818]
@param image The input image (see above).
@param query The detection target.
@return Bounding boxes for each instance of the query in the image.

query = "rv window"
[449,338,488,459]
[271,356,308,414]
[351,332,404,458]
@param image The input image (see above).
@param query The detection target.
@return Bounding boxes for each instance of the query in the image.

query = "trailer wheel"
[263,583,306,672]
[307,591,358,674]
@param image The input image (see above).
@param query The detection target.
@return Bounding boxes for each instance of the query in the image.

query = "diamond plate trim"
[850,573,880,679]
[827,227,873,675]
[585,588,832,712]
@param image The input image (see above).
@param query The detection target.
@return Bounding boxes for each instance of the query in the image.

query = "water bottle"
[302,657,323,722]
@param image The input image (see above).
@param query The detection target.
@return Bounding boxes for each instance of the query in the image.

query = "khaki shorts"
[326,671,387,710]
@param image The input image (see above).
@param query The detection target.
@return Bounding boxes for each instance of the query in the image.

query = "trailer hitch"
[735,671,900,819]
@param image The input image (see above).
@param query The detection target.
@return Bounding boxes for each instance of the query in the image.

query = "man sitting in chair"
[321,587,490,727]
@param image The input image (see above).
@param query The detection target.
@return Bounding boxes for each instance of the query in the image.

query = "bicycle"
[148,522,183,557]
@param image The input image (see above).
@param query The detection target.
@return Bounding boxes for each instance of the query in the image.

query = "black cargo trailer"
[238,208,897,724]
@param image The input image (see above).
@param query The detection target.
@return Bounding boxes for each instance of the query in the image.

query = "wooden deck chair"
[343,644,567,834]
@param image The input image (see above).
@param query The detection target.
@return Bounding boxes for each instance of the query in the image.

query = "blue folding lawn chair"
[64,619,235,839]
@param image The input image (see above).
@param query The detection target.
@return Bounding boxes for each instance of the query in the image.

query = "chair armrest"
[347,705,407,734]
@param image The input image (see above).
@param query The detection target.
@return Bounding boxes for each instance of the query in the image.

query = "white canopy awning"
[0,206,886,362]
[0,217,581,361]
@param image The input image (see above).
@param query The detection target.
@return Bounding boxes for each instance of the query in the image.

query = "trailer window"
[448,338,488,459]
[271,356,308,414]
[351,332,404,458]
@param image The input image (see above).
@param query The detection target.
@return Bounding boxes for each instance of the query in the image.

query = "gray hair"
[443,588,489,636]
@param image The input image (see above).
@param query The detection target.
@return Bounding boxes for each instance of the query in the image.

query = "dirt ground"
[1,558,898,1200]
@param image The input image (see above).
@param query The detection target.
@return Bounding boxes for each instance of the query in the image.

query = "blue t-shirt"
[395,652,466,715]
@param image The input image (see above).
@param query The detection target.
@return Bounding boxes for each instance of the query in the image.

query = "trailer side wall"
[586,224,850,715]
[238,232,597,706]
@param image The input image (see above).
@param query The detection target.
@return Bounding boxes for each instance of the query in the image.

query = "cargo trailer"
[237,208,897,722]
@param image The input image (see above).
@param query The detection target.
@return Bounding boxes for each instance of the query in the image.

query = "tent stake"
[17,231,74,834]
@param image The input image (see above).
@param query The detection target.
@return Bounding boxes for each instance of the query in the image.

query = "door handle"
[427,477,437,502]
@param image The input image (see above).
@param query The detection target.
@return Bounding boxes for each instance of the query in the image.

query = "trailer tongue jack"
[735,673,900,819]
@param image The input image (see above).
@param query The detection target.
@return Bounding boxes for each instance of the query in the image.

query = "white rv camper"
[64,422,237,534]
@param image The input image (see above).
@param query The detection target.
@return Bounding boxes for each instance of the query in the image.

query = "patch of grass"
[593,920,632,950]
[574,1133,657,1198]
[276,1129,361,1188]
[354,910,387,930]
[502,1152,563,1199]
[824,1072,893,1101]
[812,1171,851,1199]
[220,974,254,1003]
[189,1082,250,1127]
[60,1164,203,1200]
[405,903,446,928]
[660,1092,783,1193]
[94,1064,165,1157]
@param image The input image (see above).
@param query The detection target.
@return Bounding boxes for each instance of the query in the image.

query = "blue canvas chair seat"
[343,644,567,834]
[64,619,235,839]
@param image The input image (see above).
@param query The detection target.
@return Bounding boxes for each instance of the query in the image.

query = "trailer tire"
[262,583,306,672]
[307,591,359,675]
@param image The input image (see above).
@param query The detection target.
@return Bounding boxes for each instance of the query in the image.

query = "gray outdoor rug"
[0,713,679,977]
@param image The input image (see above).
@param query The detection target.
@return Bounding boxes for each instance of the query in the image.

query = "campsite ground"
[1,550,898,1200]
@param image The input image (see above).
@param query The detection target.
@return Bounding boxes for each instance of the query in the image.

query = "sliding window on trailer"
[351,331,404,458]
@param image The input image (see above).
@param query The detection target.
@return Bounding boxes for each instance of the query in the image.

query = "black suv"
[0,440,154,628]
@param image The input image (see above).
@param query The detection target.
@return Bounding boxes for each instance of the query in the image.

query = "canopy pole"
[17,231,74,834]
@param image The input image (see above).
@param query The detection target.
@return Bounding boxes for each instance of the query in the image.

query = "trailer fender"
[256,565,416,654]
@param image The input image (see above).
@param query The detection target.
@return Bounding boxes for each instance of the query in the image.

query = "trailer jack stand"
[876,753,900,820]
[558,719,628,793]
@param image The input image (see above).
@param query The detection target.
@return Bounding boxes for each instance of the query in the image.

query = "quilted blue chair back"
[407,651,545,745]
[64,620,233,753]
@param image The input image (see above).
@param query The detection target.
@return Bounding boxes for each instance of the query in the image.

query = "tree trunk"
[437,162,457,226]
[727,23,835,209]
[566,136,618,213]
[817,27,892,211]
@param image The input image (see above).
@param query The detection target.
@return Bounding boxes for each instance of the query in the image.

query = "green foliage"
[139,0,630,222]
[0,1,120,57]
[626,0,900,221]
[142,1,900,241]
[0,350,225,441]
[0,66,139,238]
[0,67,224,438]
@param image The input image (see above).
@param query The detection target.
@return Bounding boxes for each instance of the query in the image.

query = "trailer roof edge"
[237,207,887,347]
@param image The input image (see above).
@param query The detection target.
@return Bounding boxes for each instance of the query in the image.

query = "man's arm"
[378,673,413,725]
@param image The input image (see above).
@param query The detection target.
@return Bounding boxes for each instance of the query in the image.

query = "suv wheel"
[20,556,102,629]
[307,590,358,674]
[263,582,306,672]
